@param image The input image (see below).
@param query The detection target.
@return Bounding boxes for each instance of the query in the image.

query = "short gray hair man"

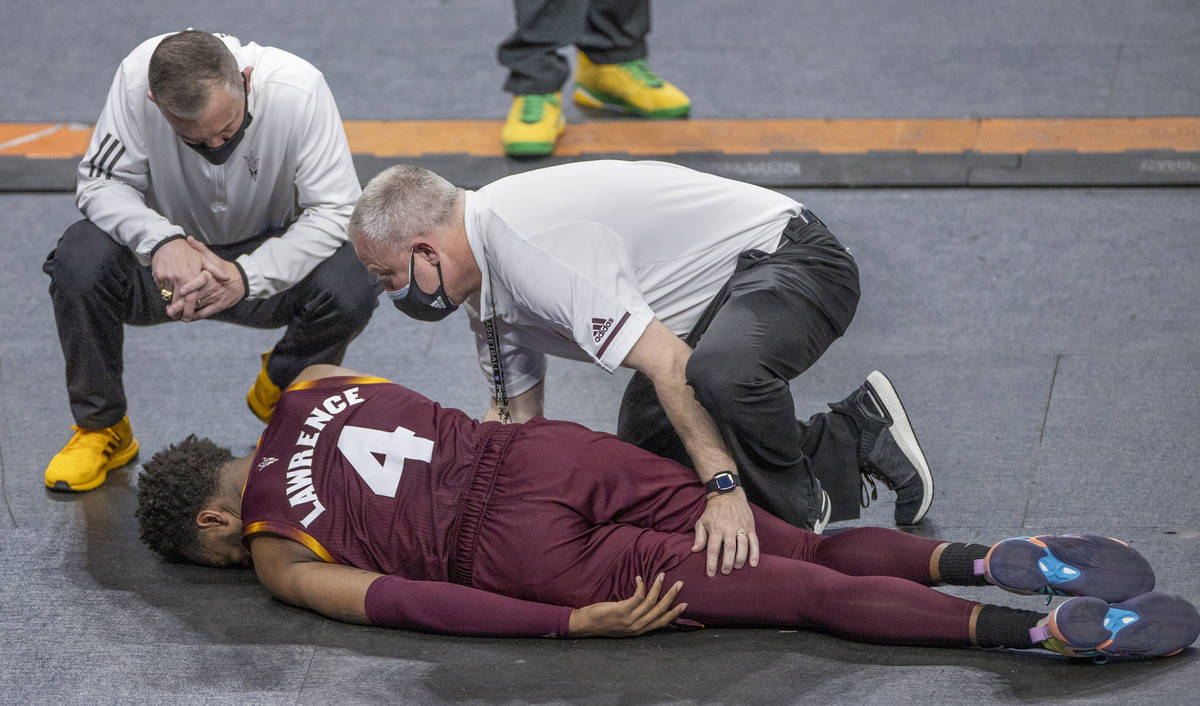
[350,165,462,253]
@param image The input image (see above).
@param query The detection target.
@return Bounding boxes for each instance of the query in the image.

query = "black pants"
[499,0,650,94]
[617,212,863,528]
[43,220,381,429]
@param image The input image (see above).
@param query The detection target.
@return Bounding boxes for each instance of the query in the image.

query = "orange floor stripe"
[2,118,1199,160]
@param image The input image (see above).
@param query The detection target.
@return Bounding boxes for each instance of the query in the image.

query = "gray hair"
[350,164,462,252]
[148,30,242,121]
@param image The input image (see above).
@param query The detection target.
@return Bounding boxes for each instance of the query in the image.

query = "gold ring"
[736,529,747,536]
[160,288,173,303]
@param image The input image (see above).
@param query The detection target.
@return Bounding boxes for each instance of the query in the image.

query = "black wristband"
[233,260,250,300]
[149,233,187,260]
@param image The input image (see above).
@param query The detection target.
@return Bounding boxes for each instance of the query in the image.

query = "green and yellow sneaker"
[501,92,565,156]
[573,52,691,118]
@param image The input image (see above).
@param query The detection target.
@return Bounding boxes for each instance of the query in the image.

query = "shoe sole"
[866,371,933,524]
[573,86,691,118]
[985,535,1155,602]
[811,489,832,534]
[45,438,140,492]
[503,141,557,157]
[1049,592,1200,659]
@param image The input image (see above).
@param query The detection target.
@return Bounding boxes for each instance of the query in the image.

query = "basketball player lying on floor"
[135,365,1200,661]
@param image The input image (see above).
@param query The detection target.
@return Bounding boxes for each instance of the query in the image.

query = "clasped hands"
[152,236,246,322]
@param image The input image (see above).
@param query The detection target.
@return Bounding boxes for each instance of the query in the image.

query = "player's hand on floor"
[692,490,759,576]
[567,574,686,637]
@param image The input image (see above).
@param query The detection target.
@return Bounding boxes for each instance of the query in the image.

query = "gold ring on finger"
[160,288,174,303]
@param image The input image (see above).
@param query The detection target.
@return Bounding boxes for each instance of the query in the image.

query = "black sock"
[939,543,992,585]
[975,605,1047,649]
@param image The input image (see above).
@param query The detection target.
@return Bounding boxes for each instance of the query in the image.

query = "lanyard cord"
[483,276,511,424]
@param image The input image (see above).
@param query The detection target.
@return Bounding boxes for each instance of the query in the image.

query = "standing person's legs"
[498,0,590,94]
[575,0,649,64]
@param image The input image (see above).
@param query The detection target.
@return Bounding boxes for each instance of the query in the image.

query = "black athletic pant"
[617,212,863,528]
[43,220,381,429]
[499,0,650,95]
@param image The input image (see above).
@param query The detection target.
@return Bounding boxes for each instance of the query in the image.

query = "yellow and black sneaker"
[573,52,691,118]
[501,92,565,156]
[246,351,282,423]
[44,415,138,492]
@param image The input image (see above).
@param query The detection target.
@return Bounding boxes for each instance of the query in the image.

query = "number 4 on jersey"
[337,424,434,497]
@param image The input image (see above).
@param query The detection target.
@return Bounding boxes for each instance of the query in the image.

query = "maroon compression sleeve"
[364,575,573,637]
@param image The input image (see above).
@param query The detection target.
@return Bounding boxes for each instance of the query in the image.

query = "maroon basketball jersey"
[241,376,489,578]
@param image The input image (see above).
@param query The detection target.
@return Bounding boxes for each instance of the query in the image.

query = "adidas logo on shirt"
[592,317,613,342]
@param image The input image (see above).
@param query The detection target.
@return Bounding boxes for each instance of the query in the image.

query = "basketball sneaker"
[501,93,565,157]
[983,535,1155,603]
[44,415,138,492]
[246,352,282,423]
[829,371,933,525]
[1034,592,1200,661]
[573,53,691,118]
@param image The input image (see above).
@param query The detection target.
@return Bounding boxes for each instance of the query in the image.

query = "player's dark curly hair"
[136,435,233,563]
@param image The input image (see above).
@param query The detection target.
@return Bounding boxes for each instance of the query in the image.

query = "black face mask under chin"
[385,249,460,322]
[183,79,252,166]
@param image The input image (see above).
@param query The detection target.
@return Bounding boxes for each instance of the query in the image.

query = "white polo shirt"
[461,160,803,397]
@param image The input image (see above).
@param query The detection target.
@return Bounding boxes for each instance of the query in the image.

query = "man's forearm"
[650,373,736,483]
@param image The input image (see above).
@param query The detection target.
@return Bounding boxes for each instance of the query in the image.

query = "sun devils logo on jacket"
[243,150,260,180]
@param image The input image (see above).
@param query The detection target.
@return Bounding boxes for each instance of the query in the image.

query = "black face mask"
[385,249,460,322]
[183,77,252,165]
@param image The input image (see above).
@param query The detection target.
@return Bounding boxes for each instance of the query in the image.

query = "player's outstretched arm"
[250,534,378,624]
[249,534,575,637]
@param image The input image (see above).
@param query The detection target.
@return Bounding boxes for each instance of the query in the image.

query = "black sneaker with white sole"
[828,371,934,525]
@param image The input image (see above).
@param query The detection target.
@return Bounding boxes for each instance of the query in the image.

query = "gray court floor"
[2,2,1199,704]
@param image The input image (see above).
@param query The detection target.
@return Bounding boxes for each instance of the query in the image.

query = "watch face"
[714,473,735,491]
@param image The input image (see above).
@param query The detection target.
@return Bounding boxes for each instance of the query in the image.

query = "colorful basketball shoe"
[573,53,691,118]
[983,535,1155,603]
[1034,592,1200,661]
[501,93,565,156]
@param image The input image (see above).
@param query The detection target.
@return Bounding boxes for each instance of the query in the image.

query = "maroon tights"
[664,509,976,646]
